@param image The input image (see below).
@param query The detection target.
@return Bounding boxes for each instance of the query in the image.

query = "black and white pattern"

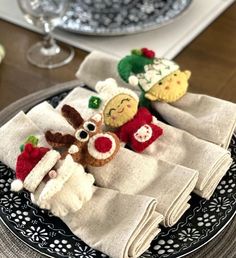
[59,0,192,35]
[0,92,235,258]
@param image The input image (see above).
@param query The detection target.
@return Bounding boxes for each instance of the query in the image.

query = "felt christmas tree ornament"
[45,104,120,167]
[11,141,60,192]
[118,48,191,103]
[95,78,163,153]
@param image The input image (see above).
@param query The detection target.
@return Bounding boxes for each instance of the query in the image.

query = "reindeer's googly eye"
[83,121,96,132]
[75,129,89,142]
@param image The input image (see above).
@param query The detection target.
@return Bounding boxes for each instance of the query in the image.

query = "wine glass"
[17,0,74,69]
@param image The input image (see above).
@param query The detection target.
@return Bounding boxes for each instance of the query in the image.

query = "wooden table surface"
[0,3,235,258]
[0,3,236,111]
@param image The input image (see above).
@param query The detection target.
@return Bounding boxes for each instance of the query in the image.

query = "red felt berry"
[145,50,155,58]
[94,136,112,153]
[141,48,155,58]
[141,48,148,53]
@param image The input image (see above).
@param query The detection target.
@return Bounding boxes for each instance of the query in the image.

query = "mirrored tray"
[59,0,193,36]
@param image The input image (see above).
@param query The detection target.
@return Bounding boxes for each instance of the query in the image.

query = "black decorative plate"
[59,0,192,36]
[0,90,235,258]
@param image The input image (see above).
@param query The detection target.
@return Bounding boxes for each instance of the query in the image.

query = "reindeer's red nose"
[94,136,112,153]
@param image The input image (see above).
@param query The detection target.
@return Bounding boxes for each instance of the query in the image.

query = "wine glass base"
[27,41,74,69]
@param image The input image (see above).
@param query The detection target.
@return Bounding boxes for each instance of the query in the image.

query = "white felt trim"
[88,133,116,160]
[137,60,179,92]
[68,145,79,154]
[83,121,96,132]
[38,155,79,203]
[91,113,102,123]
[95,79,139,111]
[23,150,60,193]
[134,124,153,143]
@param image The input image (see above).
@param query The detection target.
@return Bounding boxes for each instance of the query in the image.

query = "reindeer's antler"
[61,105,84,129]
[45,131,76,148]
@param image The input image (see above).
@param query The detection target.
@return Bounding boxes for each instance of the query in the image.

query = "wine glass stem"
[41,33,60,56]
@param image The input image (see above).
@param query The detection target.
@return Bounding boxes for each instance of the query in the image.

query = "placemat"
[0,0,234,59]
[0,80,235,258]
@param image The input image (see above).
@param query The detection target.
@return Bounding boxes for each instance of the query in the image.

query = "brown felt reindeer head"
[45,105,120,167]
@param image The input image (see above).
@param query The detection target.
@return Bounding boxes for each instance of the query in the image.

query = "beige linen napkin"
[27,102,75,134]
[34,185,162,258]
[28,97,198,227]
[76,50,236,149]
[0,111,163,258]
[145,120,232,199]
[152,94,236,149]
[56,86,232,199]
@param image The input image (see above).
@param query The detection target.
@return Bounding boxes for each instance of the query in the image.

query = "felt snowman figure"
[118,48,191,103]
[93,78,163,153]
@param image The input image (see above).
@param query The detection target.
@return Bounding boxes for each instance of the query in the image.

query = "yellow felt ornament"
[145,70,191,103]
[118,49,191,103]
[95,78,139,128]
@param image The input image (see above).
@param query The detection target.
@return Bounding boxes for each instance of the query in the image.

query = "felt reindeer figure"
[45,104,120,167]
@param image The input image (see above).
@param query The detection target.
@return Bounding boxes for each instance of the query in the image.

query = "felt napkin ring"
[11,136,60,193]
[45,104,120,167]
[118,48,191,103]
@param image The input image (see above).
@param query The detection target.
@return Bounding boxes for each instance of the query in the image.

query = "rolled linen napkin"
[0,111,163,258]
[76,50,236,148]
[76,51,132,91]
[55,85,232,199]
[88,148,197,227]
[146,120,232,199]
[35,184,162,258]
[0,112,94,216]
[152,94,236,149]
[27,102,75,134]
[28,98,198,227]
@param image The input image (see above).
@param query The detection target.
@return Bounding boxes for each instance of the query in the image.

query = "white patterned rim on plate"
[0,90,235,258]
[59,0,193,36]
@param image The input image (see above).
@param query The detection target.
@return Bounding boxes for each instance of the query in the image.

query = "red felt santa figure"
[11,137,60,193]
